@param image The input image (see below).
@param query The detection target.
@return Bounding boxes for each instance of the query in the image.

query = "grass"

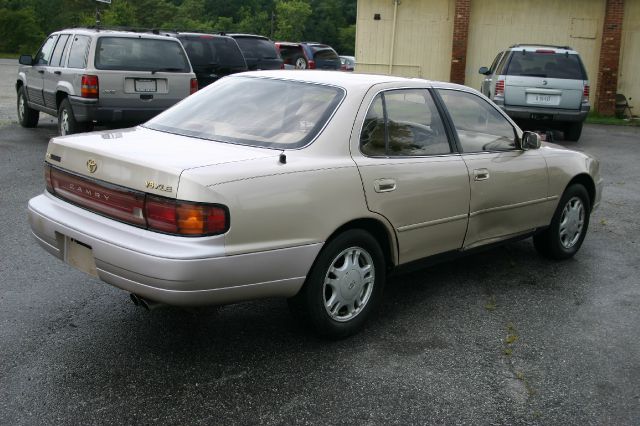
[586,111,640,126]
[0,52,19,59]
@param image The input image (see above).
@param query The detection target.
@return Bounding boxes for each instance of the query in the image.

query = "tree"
[0,7,44,53]
[274,0,311,41]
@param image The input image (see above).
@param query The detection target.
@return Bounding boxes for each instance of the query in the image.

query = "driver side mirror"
[19,55,33,66]
[478,66,490,75]
[521,131,541,150]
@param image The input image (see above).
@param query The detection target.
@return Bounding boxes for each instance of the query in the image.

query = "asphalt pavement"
[1,60,639,425]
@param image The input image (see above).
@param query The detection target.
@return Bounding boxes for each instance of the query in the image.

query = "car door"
[26,35,57,107]
[436,88,553,249]
[481,51,504,96]
[43,33,71,110]
[352,87,470,264]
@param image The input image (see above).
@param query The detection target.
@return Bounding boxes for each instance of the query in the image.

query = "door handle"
[54,71,61,75]
[374,178,397,193]
[473,168,490,181]
[37,69,45,74]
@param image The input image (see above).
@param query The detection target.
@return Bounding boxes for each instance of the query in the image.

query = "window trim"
[433,87,522,154]
[34,35,58,66]
[358,87,458,159]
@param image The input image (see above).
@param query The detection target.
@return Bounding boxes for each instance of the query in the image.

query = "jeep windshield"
[95,37,191,72]
[144,77,344,149]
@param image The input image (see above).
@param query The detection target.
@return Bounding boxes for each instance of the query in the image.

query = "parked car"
[275,42,341,70]
[479,44,590,141]
[28,71,602,338]
[340,55,355,71]
[227,33,283,70]
[173,32,248,88]
[16,28,197,136]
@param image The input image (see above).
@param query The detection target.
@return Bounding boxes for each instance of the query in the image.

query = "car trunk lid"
[45,126,281,198]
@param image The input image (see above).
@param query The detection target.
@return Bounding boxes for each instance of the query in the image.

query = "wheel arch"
[566,173,596,209]
[325,217,398,271]
[55,90,70,110]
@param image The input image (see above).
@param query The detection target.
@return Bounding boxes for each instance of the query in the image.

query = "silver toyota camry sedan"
[28,71,603,338]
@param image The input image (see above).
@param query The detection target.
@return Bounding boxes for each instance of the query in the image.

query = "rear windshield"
[95,37,190,72]
[144,77,344,149]
[235,37,279,60]
[505,52,587,79]
[179,36,246,69]
[313,48,339,61]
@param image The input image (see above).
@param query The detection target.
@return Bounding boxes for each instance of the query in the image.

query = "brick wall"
[596,0,625,115]
[450,0,471,84]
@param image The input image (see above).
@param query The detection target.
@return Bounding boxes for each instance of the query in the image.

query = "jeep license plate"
[64,237,98,277]
[135,79,157,92]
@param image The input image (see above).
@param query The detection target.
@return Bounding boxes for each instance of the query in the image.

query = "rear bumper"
[501,104,590,123]
[68,96,177,124]
[28,192,321,306]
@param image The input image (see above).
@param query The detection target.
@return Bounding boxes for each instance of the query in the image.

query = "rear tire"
[533,184,590,260]
[564,122,583,141]
[294,55,308,69]
[288,229,385,339]
[57,98,88,135]
[17,86,39,128]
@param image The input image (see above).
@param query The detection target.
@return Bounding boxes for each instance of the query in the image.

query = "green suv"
[479,44,590,141]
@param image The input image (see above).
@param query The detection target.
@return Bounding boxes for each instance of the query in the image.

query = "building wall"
[355,0,454,80]
[465,0,605,104]
[619,0,640,105]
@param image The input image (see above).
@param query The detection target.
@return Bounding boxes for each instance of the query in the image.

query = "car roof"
[176,32,234,39]
[55,27,179,42]
[231,70,470,92]
[227,33,270,40]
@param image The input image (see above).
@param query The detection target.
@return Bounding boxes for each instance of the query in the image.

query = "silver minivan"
[16,28,197,135]
[479,44,590,141]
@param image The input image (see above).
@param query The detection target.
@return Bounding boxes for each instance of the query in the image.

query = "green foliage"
[274,0,312,41]
[3,0,357,54]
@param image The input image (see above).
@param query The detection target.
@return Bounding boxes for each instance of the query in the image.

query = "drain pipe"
[388,0,400,74]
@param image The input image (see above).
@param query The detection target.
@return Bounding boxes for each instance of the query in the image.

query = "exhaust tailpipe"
[130,293,163,311]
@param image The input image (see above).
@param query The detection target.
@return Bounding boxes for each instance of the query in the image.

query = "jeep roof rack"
[509,43,573,50]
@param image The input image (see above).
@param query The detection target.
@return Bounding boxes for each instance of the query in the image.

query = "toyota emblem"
[86,159,98,173]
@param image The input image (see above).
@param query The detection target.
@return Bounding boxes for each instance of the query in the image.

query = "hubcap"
[60,110,69,135]
[559,196,585,249]
[18,94,25,120]
[323,246,375,322]
[295,58,307,69]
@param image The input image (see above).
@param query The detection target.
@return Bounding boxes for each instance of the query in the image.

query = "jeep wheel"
[564,122,583,142]
[58,98,87,136]
[288,229,385,339]
[294,56,308,69]
[17,86,39,128]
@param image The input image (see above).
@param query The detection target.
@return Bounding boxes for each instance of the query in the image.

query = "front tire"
[288,229,386,339]
[534,184,590,260]
[17,86,39,128]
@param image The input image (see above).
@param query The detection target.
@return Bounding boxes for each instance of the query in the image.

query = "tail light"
[145,196,228,236]
[81,75,99,98]
[582,83,590,103]
[494,79,505,97]
[308,60,316,69]
[535,49,555,54]
[280,63,285,70]
[190,78,198,94]
[45,164,229,236]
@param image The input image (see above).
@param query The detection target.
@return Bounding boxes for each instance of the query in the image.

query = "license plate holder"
[135,79,157,92]
[64,237,98,277]
[530,113,553,121]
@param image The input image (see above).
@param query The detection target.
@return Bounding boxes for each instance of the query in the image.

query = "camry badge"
[86,159,98,173]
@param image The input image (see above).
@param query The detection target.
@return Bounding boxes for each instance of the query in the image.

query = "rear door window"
[505,52,586,79]
[312,48,339,61]
[95,37,190,72]
[67,35,91,69]
[50,34,70,67]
